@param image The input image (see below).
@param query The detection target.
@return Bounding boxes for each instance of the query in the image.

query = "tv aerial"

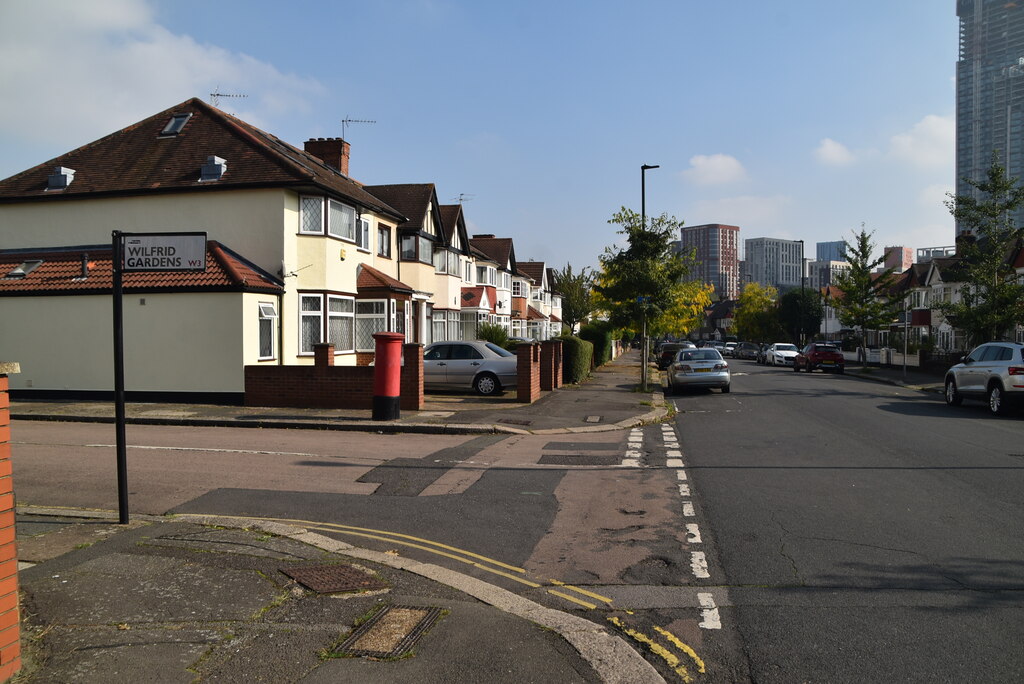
[341,117,376,139]
[210,90,247,108]
[452,193,475,204]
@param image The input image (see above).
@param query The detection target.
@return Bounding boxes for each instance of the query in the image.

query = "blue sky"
[0,1,957,270]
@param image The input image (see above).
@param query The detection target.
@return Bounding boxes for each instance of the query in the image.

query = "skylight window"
[4,260,43,279]
[160,113,192,136]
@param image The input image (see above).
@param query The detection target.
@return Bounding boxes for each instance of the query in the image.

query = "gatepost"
[0,362,21,681]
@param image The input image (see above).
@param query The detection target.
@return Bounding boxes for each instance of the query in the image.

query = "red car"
[794,342,845,373]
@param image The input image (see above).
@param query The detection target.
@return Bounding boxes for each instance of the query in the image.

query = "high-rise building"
[745,237,805,291]
[883,245,914,271]
[807,260,851,290]
[956,0,1024,234]
[816,240,847,262]
[679,223,740,299]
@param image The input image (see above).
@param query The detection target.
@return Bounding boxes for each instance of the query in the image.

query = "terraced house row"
[0,98,562,402]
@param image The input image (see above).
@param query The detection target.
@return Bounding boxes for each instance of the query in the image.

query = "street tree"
[552,263,595,334]
[778,288,824,345]
[832,227,899,363]
[942,157,1024,347]
[733,282,784,342]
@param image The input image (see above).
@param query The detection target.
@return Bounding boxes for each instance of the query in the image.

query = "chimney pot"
[304,138,350,176]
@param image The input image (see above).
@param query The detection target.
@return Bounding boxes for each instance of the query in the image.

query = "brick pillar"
[313,343,335,370]
[0,363,21,682]
[540,340,563,391]
[516,343,541,403]
[401,343,424,411]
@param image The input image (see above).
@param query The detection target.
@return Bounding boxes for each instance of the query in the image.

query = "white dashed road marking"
[698,593,722,629]
[690,551,710,579]
[685,523,701,543]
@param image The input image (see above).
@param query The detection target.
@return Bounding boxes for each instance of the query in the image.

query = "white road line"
[625,449,642,459]
[85,444,315,457]
[690,551,710,579]
[682,502,695,517]
[685,523,701,543]
[677,471,687,481]
[621,459,641,468]
[666,459,685,469]
[665,450,682,458]
[678,484,691,497]
[698,593,722,629]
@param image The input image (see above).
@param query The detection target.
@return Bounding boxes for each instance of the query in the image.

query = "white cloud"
[889,115,954,169]
[0,0,323,173]
[814,138,855,166]
[681,154,747,186]
[690,195,793,231]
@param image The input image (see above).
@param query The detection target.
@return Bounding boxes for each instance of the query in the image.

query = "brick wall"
[0,364,21,682]
[245,344,423,411]
[516,343,541,403]
[540,340,563,391]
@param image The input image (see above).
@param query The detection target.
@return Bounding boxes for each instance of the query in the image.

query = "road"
[9,361,1023,683]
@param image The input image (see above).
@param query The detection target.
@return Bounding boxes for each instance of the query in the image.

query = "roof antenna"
[341,116,376,140]
[210,90,248,108]
[452,193,475,204]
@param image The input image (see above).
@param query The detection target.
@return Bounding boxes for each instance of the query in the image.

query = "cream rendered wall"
[1,292,245,393]
[434,272,463,311]
[0,190,290,276]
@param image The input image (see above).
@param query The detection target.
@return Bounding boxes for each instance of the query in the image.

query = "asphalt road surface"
[670,358,1024,683]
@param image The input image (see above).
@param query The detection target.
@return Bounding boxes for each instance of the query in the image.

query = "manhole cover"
[280,563,388,593]
[498,418,533,426]
[584,415,602,423]
[336,605,443,658]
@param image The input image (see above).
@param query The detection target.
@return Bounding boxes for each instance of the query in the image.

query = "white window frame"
[299,196,324,235]
[512,280,524,298]
[464,260,473,283]
[299,294,324,355]
[327,199,356,242]
[258,301,278,360]
[356,217,371,252]
[327,295,355,353]
[356,299,388,352]
[377,224,392,258]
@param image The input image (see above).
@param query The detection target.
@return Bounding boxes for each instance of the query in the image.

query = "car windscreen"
[484,342,514,357]
[776,344,797,351]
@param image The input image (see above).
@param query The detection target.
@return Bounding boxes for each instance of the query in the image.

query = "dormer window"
[200,155,227,182]
[4,260,43,279]
[46,167,75,190]
[160,113,192,136]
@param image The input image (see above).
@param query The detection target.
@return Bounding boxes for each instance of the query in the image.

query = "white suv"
[944,341,1024,416]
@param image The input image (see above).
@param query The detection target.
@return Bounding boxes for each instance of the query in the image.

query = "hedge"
[578,321,615,366]
[556,335,594,384]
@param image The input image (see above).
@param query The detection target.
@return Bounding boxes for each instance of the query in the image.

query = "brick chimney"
[304,138,350,176]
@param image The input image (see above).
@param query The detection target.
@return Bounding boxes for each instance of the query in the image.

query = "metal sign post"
[111,231,206,524]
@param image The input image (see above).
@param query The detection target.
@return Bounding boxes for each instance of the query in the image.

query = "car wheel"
[945,378,962,406]
[988,383,1008,416]
[721,384,730,393]
[474,372,501,396]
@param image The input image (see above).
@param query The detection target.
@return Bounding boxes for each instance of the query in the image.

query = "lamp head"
[641,164,660,171]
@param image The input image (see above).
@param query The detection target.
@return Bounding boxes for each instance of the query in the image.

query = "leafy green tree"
[733,282,783,342]
[832,227,899,363]
[552,263,594,334]
[942,158,1024,346]
[778,288,824,345]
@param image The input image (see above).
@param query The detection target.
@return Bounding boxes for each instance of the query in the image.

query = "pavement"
[8,350,945,683]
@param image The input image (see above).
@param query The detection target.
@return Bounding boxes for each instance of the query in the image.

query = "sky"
[0,1,958,270]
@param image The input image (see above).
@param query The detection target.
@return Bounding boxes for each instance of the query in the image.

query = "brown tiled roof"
[356,264,412,293]
[0,97,405,221]
[469,236,515,270]
[0,241,282,295]
[518,261,545,284]
[461,286,486,308]
[526,305,547,321]
[361,184,435,230]
[438,204,462,244]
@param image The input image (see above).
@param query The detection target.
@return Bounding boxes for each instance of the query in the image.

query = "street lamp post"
[640,164,659,392]
[797,240,805,346]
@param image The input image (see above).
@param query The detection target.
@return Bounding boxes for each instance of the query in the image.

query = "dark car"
[755,343,770,365]
[944,341,1024,415]
[735,341,760,360]
[794,342,845,373]
[657,342,694,370]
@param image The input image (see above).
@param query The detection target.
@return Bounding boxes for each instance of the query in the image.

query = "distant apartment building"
[883,246,914,271]
[679,223,740,299]
[745,237,804,291]
[957,0,1024,235]
[816,240,847,262]
[807,260,851,290]
[917,245,957,263]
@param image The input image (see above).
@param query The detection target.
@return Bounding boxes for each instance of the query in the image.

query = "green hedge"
[578,321,615,366]
[557,335,594,384]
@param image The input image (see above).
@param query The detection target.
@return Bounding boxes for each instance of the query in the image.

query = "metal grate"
[280,563,388,594]
[335,605,443,658]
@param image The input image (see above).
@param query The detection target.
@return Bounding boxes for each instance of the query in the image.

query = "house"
[517,261,558,340]
[0,97,432,399]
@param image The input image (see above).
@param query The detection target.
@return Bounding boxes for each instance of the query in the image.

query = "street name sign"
[122,232,207,271]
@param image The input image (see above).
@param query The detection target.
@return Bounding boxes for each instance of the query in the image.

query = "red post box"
[372,332,406,420]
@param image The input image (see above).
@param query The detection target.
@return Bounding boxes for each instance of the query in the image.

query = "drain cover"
[280,563,388,593]
[336,605,443,658]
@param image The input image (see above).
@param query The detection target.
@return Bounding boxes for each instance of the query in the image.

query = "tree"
[832,227,899,363]
[941,157,1024,347]
[552,263,595,334]
[733,282,783,342]
[778,288,824,345]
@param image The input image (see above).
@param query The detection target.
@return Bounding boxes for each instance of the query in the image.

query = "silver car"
[666,348,731,393]
[423,340,518,396]
[944,341,1024,416]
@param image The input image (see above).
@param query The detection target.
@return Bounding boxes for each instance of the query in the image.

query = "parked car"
[766,342,799,366]
[666,348,731,394]
[423,340,518,396]
[794,342,845,373]
[944,341,1024,415]
[724,341,738,357]
[755,343,771,365]
[657,342,693,370]
[735,341,760,360]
